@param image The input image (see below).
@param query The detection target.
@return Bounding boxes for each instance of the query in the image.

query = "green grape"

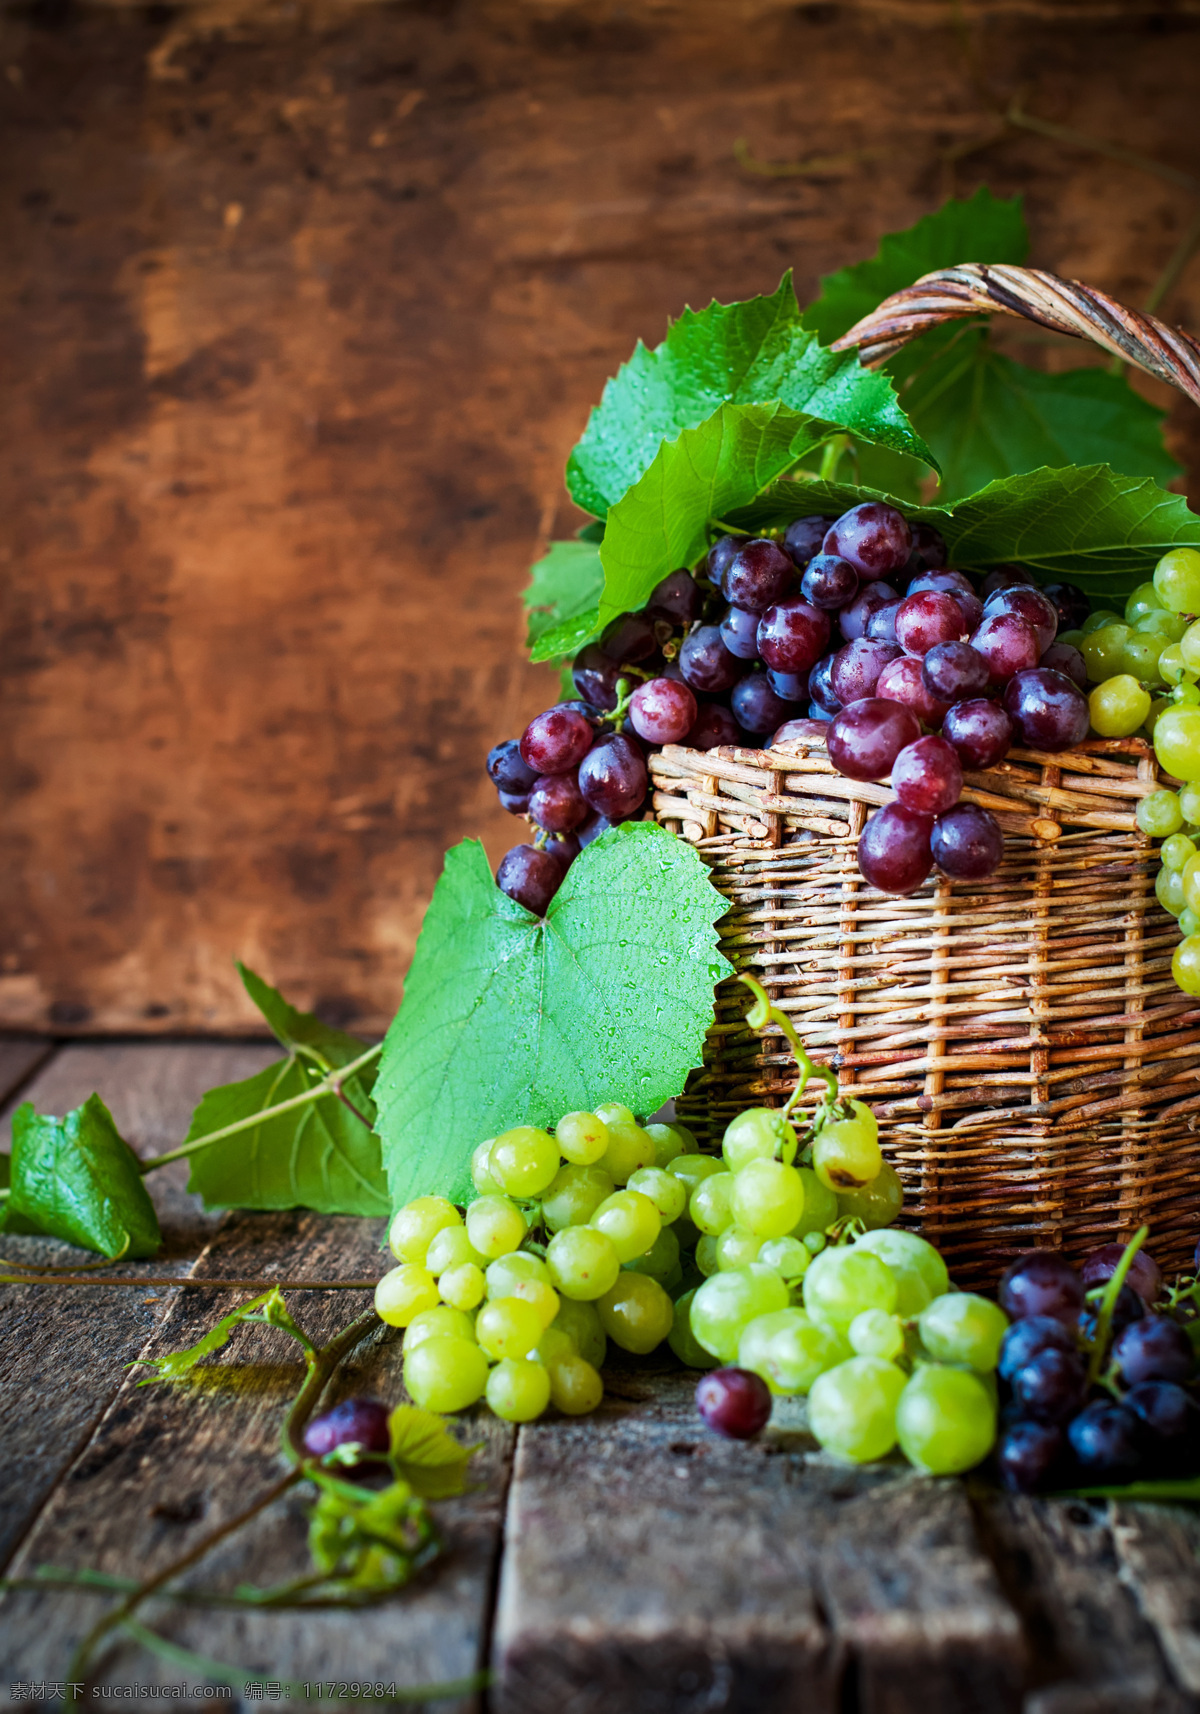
[1146,696,1172,737]
[624,1223,681,1281]
[475,1295,545,1360]
[729,1158,805,1237]
[486,1357,551,1422]
[403,1336,489,1413]
[602,1120,657,1184]
[1125,581,1165,623]
[1080,623,1131,682]
[1119,636,1165,686]
[471,1140,502,1196]
[756,1235,811,1280]
[790,1168,840,1237]
[1181,853,1200,914]
[807,1357,907,1461]
[644,1121,697,1168]
[917,1293,1009,1371]
[668,1154,728,1195]
[439,1262,486,1312]
[485,1253,559,1327]
[1159,642,1189,685]
[1081,608,1125,635]
[597,1271,674,1353]
[1179,684,1200,706]
[812,1119,883,1192]
[626,1166,688,1222]
[803,1231,826,1256]
[1155,707,1200,782]
[1181,907,1200,937]
[1135,609,1187,644]
[722,1106,795,1171]
[716,1225,763,1270]
[425,1223,486,1276]
[488,1126,560,1199]
[802,1246,897,1332]
[465,1195,527,1260]
[387,1196,462,1265]
[1139,790,1184,838]
[854,1229,949,1316]
[1159,864,1187,916]
[738,1307,847,1394]
[545,1225,621,1300]
[895,1365,995,1474]
[669,1288,719,1369]
[1089,675,1151,737]
[541,1163,615,1232]
[836,1161,904,1231]
[1181,783,1200,823]
[848,1307,905,1361]
[594,1101,634,1125]
[547,1353,604,1415]
[591,1189,661,1261]
[689,1264,790,1362]
[534,1325,575,1367]
[695,1234,720,1275]
[402,1305,477,1351]
[555,1110,610,1165]
[1155,547,1200,615]
[690,1173,737,1236]
[550,1296,607,1367]
[375,1263,440,1327]
[1173,935,1200,995]
[1183,620,1200,674]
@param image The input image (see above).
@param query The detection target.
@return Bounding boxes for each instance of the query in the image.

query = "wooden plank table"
[3,1041,1200,1713]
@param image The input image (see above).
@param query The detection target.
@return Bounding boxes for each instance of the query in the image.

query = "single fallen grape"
[835,1161,904,1230]
[855,1228,948,1317]
[375,1263,439,1327]
[802,1245,898,1332]
[695,1365,774,1438]
[597,1271,675,1353]
[466,1195,528,1260]
[1138,789,1184,837]
[738,1307,849,1393]
[808,1356,907,1461]
[545,1225,622,1300]
[303,1397,390,1470]
[848,1308,905,1361]
[404,1337,490,1413]
[486,1357,552,1422]
[689,1264,790,1362]
[388,1196,462,1265]
[918,1293,1009,1371]
[896,1365,996,1474]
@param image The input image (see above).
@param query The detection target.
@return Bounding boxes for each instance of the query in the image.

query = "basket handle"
[829,262,1200,411]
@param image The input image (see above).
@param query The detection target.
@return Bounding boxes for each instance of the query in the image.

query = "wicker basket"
[650,264,1200,1287]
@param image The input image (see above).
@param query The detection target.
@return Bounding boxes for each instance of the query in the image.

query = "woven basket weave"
[651,264,1200,1287]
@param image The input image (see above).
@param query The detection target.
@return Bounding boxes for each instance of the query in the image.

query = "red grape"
[827,697,921,781]
[808,654,842,715]
[1080,1244,1162,1307]
[1039,641,1086,688]
[907,521,948,571]
[823,502,912,580]
[719,604,763,661]
[647,569,703,625]
[983,586,1059,653]
[1011,1346,1088,1423]
[628,677,698,745]
[892,736,963,815]
[998,1317,1078,1382]
[771,717,830,747]
[577,810,614,846]
[706,536,742,590]
[572,644,622,711]
[487,739,539,794]
[724,538,795,612]
[930,802,1004,880]
[600,611,659,663]
[907,571,983,634]
[498,789,531,815]
[732,672,794,735]
[303,1397,390,1471]
[922,641,989,703]
[578,735,648,819]
[766,667,810,703]
[1002,668,1089,752]
[1068,1402,1143,1482]
[1043,582,1090,632]
[497,845,566,915]
[756,598,830,675]
[997,1420,1065,1494]
[857,802,934,894]
[686,703,742,751]
[970,612,1042,685]
[865,600,902,644]
[982,565,1036,597]
[1113,1316,1195,1386]
[839,582,898,641]
[801,553,859,610]
[941,698,1013,770]
[874,655,949,725]
[679,625,743,693]
[520,707,595,775]
[529,770,589,832]
[782,514,833,567]
[894,590,967,655]
[999,1251,1084,1326]
[830,638,902,704]
[695,1367,772,1439]
[543,830,581,867]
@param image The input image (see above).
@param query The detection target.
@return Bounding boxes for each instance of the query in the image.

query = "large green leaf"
[184,964,388,1217]
[523,539,604,661]
[375,824,732,1209]
[567,273,933,520]
[8,1094,161,1258]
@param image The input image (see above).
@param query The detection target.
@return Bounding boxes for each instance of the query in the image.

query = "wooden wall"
[2,0,1199,1035]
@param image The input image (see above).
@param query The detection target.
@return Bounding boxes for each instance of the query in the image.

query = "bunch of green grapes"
[1075,553,1200,741]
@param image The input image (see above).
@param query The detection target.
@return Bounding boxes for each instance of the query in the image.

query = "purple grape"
[756,599,831,676]
[772,717,830,747]
[686,703,742,751]
[724,538,795,612]
[782,515,833,568]
[1079,1283,1145,1346]
[572,644,622,711]
[922,642,989,704]
[908,571,983,634]
[875,655,949,726]
[695,1366,772,1439]
[628,677,698,745]
[801,553,859,611]
[732,673,794,735]
[1040,642,1087,688]
[576,810,614,846]
[983,586,1059,653]
[970,613,1042,686]
[1080,1244,1162,1308]
[599,610,659,664]
[1002,668,1090,752]
[895,590,967,655]
[303,1396,391,1471]
[520,708,595,775]
[1113,1315,1195,1386]
[942,699,1013,771]
[930,803,1004,881]
[997,1420,1065,1493]
[498,844,565,914]
[647,569,703,625]
[823,503,912,581]
[892,736,963,816]
[555,698,605,722]
[839,582,899,642]
[1068,1400,1142,1482]
[1043,582,1090,633]
[542,830,581,867]
[578,734,648,819]
[1000,1252,1085,1326]
[827,697,922,782]
[706,536,742,590]
[865,601,902,644]
[1126,1381,1200,1469]
[857,802,934,895]
[498,789,531,815]
[487,739,539,794]
[982,565,1036,597]
[720,605,763,661]
[679,625,743,694]
[805,703,832,723]
[766,667,809,703]
[529,770,588,833]
[830,639,903,705]
[808,654,842,715]
[998,1315,1079,1383]
[907,522,948,572]
[1010,1346,1088,1423]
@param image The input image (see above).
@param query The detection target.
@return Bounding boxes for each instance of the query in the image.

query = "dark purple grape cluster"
[993,1242,1200,1493]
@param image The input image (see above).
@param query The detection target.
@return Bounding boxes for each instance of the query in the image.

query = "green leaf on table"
[183,964,389,1218]
[375,823,732,1209]
[388,1404,478,1499]
[567,272,934,520]
[523,539,604,661]
[7,1095,160,1258]
[134,1287,281,1384]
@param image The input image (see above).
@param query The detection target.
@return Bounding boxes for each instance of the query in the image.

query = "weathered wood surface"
[2,2,1200,1034]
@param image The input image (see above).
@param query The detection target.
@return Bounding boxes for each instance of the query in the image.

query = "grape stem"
[1085,1223,1149,1386]
[737,973,838,1120]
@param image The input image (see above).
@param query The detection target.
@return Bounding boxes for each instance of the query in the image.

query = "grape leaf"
[184,964,389,1218]
[523,539,604,660]
[8,1094,161,1259]
[375,823,732,1209]
[529,603,602,666]
[567,273,934,520]
[387,1405,478,1499]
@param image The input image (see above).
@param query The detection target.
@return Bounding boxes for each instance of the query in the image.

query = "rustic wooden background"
[3,0,1200,1036]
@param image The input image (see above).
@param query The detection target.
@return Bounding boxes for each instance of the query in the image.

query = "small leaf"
[9,1095,160,1259]
[133,1288,279,1383]
[375,823,732,1208]
[529,603,601,665]
[237,961,377,1086]
[387,1404,478,1499]
[523,540,604,658]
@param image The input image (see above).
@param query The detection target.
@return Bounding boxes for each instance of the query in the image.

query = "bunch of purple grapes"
[994,1242,1200,1492]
